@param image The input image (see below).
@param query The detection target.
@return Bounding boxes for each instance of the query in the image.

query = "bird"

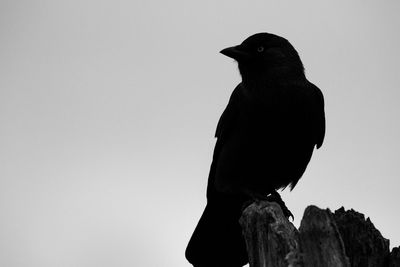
[185,32,326,267]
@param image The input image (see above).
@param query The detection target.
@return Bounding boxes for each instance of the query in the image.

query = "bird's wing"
[206,84,243,199]
[215,84,243,139]
[311,83,325,149]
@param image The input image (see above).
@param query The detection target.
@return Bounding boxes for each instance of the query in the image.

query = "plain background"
[1,1,400,266]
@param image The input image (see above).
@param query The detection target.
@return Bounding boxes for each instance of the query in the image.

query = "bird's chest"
[235,93,294,136]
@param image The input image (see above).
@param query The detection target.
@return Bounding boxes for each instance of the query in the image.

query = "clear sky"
[1,1,399,266]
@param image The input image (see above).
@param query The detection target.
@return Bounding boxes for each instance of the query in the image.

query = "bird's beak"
[220,45,251,61]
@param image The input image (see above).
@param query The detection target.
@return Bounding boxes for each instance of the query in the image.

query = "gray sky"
[1,1,400,266]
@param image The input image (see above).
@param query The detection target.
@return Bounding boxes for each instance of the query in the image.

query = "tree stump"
[239,201,399,267]
[239,201,300,267]
[299,206,349,267]
[389,247,400,267]
[332,207,390,267]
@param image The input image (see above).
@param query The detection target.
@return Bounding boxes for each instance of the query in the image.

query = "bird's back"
[211,80,324,197]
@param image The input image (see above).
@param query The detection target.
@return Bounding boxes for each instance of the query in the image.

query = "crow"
[185,33,325,267]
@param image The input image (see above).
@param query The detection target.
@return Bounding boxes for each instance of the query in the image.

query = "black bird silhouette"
[185,33,325,267]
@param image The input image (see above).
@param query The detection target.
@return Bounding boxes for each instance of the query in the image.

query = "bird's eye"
[257,46,264,52]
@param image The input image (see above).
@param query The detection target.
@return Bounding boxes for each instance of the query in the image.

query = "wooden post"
[239,201,301,267]
[299,206,350,267]
[239,201,400,267]
[332,207,390,267]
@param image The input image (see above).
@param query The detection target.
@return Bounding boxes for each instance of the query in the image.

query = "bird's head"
[220,33,305,85]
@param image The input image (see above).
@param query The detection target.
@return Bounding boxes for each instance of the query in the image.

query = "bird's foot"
[240,189,269,211]
[266,191,294,221]
[240,190,293,220]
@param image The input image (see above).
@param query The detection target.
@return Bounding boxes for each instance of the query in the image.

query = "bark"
[389,247,400,267]
[239,202,399,267]
[332,207,390,267]
[239,201,301,267]
[299,206,349,267]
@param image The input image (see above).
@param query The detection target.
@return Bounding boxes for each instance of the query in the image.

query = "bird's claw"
[283,208,294,221]
[240,190,294,221]
[266,191,294,221]
[240,189,270,211]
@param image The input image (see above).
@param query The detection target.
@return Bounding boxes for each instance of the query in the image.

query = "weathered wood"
[239,201,301,267]
[299,206,350,267]
[389,246,400,267]
[332,207,390,267]
[240,202,399,267]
